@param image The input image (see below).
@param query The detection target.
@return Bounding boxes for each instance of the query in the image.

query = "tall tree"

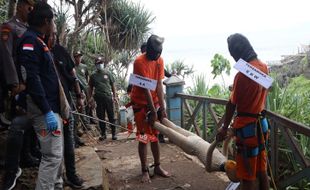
[53,0,154,91]
[61,0,105,52]
[210,53,231,88]
[165,60,194,79]
[0,0,8,23]
[7,0,16,18]
[100,0,154,51]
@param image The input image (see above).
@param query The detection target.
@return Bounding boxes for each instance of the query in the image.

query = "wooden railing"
[175,93,310,189]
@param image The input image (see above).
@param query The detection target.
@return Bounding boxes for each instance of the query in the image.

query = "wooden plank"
[175,92,310,187]
[175,93,228,105]
[266,110,310,137]
[280,125,309,168]
[269,120,279,181]
[207,114,225,142]
[202,102,207,140]
[183,99,192,130]
[278,167,310,189]
[176,93,310,137]
[184,100,201,136]
[207,104,219,124]
[181,98,184,128]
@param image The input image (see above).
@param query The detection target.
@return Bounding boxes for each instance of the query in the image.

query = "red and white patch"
[22,44,34,51]
[136,133,158,144]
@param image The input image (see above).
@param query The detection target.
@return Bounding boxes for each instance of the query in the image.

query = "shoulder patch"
[1,24,11,41]
[23,44,34,51]
[36,37,49,52]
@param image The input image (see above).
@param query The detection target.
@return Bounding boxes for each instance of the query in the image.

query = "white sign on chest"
[129,74,157,91]
[234,59,273,89]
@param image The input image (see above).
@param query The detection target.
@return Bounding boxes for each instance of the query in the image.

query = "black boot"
[64,114,84,189]
[99,125,106,141]
[3,117,30,189]
[99,134,106,141]
[2,167,22,190]
[4,116,33,172]
[5,129,24,173]
[74,137,85,148]
[111,125,117,140]
[66,173,84,189]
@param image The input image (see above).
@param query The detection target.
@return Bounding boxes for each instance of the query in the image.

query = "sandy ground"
[0,130,230,190]
[96,137,230,190]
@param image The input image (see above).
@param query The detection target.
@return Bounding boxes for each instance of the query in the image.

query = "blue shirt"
[17,28,60,114]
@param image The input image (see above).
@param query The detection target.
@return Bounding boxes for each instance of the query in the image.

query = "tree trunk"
[154,118,239,182]
[8,0,16,19]
[155,119,226,170]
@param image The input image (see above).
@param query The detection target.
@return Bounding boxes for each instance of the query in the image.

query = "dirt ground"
[0,131,230,190]
[96,137,230,190]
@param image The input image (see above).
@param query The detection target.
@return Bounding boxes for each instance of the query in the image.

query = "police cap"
[95,57,104,64]
[74,51,83,57]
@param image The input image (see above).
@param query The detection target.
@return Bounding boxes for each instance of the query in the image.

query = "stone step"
[74,146,103,189]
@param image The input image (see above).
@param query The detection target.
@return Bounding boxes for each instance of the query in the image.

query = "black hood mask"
[146,35,164,61]
[227,33,257,62]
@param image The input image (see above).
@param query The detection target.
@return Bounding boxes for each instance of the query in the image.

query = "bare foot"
[141,171,151,183]
[154,165,171,177]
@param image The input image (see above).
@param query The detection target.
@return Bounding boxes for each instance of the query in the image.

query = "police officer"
[0,1,40,189]
[88,57,118,140]
[73,51,96,124]
[17,2,64,189]
[0,0,33,120]
[48,31,84,188]
[74,51,89,96]
[72,51,88,146]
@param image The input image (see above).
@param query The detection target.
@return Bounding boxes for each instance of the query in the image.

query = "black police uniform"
[17,28,60,114]
[51,44,82,182]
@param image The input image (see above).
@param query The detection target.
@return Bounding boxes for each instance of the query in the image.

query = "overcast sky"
[130,0,310,85]
[49,0,310,85]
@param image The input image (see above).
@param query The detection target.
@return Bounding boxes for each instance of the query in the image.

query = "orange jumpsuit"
[130,54,164,143]
[230,59,269,180]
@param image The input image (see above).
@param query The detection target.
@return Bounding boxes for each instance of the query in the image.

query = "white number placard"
[234,59,273,89]
[129,73,158,91]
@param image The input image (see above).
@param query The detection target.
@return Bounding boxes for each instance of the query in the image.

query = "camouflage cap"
[95,57,104,64]
[73,51,83,57]
[18,0,35,6]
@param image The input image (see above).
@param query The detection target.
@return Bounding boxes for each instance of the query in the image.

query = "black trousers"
[95,96,115,136]
[4,115,33,172]
[63,111,78,178]
[0,85,4,113]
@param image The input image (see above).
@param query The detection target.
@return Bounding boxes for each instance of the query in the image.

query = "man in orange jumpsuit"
[130,35,170,183]
[217,33,270,190]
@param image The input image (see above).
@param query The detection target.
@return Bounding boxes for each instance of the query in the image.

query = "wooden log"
[155,119,239,182]
[154,120,226,171]
[162,118,195,137]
